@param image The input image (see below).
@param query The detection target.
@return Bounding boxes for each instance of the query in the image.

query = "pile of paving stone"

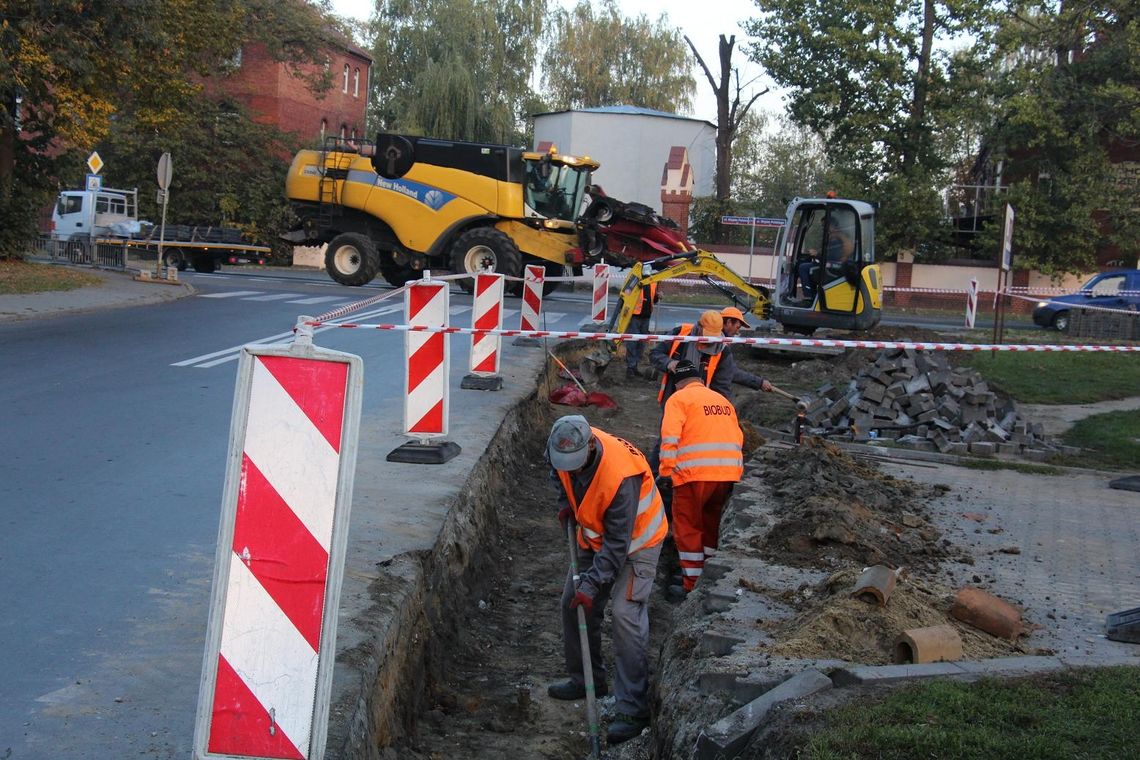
[799,348,1076,459]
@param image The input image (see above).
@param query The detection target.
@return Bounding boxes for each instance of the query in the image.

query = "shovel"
[566,519,603,759]
[768,382,808,408]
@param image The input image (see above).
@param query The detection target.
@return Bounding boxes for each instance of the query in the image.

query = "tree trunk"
[904,0,936,172]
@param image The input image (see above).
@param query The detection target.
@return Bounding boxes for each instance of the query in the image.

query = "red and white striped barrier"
[404,277,450,438]
[592,263,610,322]
[520,264,545,331]
[195,330,362,760]
[297,319,1140,352]
[965,278,979,328]
[468,272,504,376]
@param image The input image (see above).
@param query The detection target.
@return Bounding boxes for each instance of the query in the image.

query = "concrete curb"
[696,654,1140,759]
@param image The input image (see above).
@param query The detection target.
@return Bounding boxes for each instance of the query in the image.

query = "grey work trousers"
[561,542,661,719]
[625,314,651,370]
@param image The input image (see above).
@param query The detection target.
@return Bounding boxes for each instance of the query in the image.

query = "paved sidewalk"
[884,460,1140,659]
[0,267,193,321]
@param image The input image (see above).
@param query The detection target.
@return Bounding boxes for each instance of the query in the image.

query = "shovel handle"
[768,384,799,401]
[549,351,590,396]
[566,520,602,759]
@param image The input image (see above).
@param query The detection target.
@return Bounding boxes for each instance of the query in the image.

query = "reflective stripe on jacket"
[557,428,668,554]
[659,383,744,485]
[656,324,722,403]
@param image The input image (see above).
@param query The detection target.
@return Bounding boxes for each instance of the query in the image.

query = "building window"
[343,64,349,93]
[340,124,348,139]
[320,119,328,140]
[353,68,360,97]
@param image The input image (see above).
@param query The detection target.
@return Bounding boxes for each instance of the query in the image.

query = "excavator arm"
[577,250,773,384]
[604,250,772,334]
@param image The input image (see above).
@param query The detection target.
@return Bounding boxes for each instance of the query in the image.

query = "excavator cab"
[771,198,882,333]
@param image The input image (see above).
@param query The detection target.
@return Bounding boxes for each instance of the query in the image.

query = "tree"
[979,1,1140,274]
[367,0,547,144]
[684,34,768,211]
[738,112,831,216]
[541,0,695,113]
[0,0,341,257]
[745,0,999,257]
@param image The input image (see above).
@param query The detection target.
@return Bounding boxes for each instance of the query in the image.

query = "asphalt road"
[0,268,594,758]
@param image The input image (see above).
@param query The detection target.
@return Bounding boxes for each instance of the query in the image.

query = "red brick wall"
[204,43,369,144]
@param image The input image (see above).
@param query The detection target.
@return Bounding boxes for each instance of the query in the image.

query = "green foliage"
[745,0,999,259]
[1064,409,1140,471]
[733,110,832,217]
[0,0,345,256]
[367,0,547,144]
[795,668,1140,759]
[980,1,1140,275]
[541,0,695,113]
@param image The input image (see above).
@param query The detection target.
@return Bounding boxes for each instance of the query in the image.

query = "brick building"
[205,39,371,145]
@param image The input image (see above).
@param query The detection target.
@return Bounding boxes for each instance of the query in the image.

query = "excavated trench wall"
[326,359,563,758]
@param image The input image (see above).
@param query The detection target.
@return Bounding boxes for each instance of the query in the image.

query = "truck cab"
[51,188,141,243]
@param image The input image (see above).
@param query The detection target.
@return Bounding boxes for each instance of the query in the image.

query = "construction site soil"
[384,326,1041,759]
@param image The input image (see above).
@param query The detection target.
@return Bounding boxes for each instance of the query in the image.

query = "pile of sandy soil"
[751,568,1020,664]
[747,439,965,572]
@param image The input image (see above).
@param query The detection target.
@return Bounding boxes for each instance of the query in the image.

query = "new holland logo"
[346,170,457,211]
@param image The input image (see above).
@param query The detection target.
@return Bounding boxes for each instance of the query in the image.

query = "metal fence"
[27,236,129,271]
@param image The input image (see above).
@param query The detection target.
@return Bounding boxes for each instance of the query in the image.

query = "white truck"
[50,187,270,273]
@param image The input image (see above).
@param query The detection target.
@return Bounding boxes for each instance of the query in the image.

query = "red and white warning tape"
[298,320,1140,353]
[1007,291,1140,317]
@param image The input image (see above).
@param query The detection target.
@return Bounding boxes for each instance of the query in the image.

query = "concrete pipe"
[850,565,897,606]
[894,625,964,664]
[950,586,1026,640]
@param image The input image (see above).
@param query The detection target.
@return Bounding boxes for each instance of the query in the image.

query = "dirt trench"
[362,331,1035,759]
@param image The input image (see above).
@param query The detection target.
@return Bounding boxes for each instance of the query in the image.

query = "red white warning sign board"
[404,277,450,438]
[194,341,362,760]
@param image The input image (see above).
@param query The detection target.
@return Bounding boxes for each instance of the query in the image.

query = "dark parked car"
[1032,270,1140,331]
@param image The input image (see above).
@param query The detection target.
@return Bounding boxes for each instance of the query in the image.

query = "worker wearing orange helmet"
[657,360,744,597]
[649,308,772,406]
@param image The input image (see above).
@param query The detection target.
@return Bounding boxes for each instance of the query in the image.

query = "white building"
[532,106,716,220]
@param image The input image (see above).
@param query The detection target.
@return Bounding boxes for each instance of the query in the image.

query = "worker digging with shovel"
[546,415,668,747]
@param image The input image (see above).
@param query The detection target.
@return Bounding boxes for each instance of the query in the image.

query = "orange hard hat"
[721,306,751,328]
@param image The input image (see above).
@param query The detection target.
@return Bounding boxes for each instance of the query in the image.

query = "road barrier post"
[388,273,461,464]
[591,263,610,323]
[513,264,546,347]
[193,327,363,760]
[461,271,505,391]
[965,278,978,329]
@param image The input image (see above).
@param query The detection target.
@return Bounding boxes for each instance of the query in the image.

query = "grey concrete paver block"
[830,662,968,687]
[694,669,833,760]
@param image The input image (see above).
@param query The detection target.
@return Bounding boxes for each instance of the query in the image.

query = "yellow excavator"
[580,196,883,380]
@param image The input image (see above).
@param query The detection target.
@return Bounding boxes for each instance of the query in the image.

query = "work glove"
[557,506,573,529]
[568,589,594,615]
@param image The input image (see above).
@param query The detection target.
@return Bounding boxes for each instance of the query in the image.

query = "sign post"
[993,203,1015,349]
[156,152,173,278]
[720,215,784,284]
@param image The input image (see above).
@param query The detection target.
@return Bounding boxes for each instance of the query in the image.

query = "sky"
[328,0,783,125]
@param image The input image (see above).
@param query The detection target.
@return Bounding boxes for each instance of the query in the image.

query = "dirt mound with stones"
[754,568,1019,664]
[747,439,964,572]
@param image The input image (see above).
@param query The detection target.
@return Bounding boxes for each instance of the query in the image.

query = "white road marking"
[198,290,263,299]
[243,293,307,302]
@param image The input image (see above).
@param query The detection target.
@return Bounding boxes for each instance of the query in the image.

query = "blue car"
[1032,270,1140,331]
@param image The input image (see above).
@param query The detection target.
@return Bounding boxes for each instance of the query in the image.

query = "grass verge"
[0,259,103,295]
[793,667,1140,760]
[961,352,1140,404]
[1060,409,1140,471]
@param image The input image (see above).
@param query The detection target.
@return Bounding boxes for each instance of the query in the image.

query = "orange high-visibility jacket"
[657,323,722,403]
[557,428,668,555]
[659,383,744,485]
[632,283,657,316]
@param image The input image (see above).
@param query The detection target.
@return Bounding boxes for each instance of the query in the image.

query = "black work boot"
[607,713,650,744]
[547,679,609,701]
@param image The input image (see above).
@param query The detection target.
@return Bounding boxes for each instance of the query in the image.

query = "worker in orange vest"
[545,415,668,744]
[657,360,744,599]
[625,281,659,379]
